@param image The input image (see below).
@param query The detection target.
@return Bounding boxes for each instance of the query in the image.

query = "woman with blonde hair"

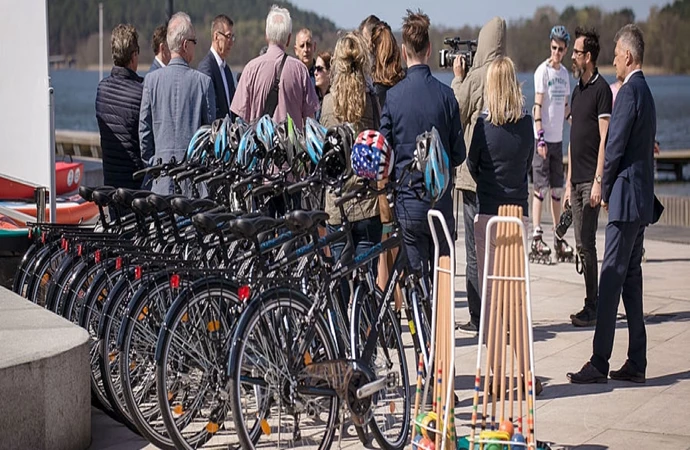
[466,56,543,394]
[370,21,405,107]
[320,31,388,283]
[468,55,533,289]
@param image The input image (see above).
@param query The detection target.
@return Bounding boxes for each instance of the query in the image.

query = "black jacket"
[197,50,235,120]
[467,113,534,216]
[95,66,145,189]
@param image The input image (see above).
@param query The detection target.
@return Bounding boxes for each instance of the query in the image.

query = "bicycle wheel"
[155,277,242,450]
[228,287,339,450]
[119,271,192,450]
[12,240,42,295]
[79,262,118,417]
[26,244,65,307]
[98,271,142,433]
[61,260,97,323]
[351,284,410,450]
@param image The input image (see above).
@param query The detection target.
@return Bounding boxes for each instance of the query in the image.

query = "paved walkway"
[89,219,690,450]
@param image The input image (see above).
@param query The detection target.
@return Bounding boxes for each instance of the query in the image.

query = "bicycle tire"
[228,287,339,450]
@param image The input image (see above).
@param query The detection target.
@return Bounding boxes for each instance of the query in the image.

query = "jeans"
[570,182,600,307]
[461,190,481,326]
[399,214,452,285]
[328,216,383,301]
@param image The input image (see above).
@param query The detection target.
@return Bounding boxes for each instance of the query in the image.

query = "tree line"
[50,0,690,74]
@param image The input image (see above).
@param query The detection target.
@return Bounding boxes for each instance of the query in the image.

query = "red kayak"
[0,161,83,200]
[0,194,99,226]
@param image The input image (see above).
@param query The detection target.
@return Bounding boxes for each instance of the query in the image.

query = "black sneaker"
[456,321,478,336]
[571,305,596,327]
[610,360,646,383]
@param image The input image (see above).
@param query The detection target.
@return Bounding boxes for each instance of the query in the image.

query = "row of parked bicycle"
[13,114,451,450]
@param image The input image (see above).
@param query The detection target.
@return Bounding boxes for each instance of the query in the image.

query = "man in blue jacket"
[568,24,657,384]
[380,9,465,279]
[197,14,236,120]
[95,24,145,190]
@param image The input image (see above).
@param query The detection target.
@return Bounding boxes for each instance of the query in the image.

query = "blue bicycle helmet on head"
[415,127,450,205]
[550,25,570,46]
[304,117,327,165]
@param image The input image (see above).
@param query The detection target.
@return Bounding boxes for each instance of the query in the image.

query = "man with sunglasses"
[565,27,612,327]
[140,12,215,195]
[198,14,236,120]
[531,25,571,261]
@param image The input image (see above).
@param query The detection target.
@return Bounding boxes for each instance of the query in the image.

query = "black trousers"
[591,220,647,375]
[570,181,600,307]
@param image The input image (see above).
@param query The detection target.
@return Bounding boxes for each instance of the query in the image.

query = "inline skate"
[554,236,575,262]
[529,227,552,264]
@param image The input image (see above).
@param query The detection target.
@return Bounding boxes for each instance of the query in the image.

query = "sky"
[289,0,669,30]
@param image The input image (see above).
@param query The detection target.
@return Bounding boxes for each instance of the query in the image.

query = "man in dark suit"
[148,24,170,74]
[568,24,656,384]
[197,14,236,120]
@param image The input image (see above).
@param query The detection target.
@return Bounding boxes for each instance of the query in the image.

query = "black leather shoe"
[610,360,646,383]
[571,304,596,327]
[567,362,608,384]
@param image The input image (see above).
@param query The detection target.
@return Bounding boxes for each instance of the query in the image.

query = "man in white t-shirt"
[531,25,571,261]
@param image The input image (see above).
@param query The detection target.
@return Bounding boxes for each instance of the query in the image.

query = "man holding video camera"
[450,17,507,336]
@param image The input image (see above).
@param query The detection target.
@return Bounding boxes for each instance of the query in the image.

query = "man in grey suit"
[139,12,215,195]
[568,24,659,385]
[148,24,170,74]
[197,14,236,120]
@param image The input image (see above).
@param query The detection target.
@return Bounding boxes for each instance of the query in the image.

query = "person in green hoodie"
[451,17,507,335]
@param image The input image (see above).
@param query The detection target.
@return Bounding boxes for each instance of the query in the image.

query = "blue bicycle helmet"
[304,117,327,165]
[213,117,230,162]
[255,114,277,153]
[550,25,570,46]
[186,125,212,161]
[236,127,259,170]
[415,127,450,205]
[351,129,394,181]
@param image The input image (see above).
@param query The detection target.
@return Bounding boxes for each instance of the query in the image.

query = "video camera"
[439,37,478,69]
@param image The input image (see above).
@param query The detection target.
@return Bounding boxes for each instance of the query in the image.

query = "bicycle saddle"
[114,188,150,208]
[191,211,237,235]
[91,187,117,207]
[284,210,329,232]
[228,215,281,239]
[171,198,217,218]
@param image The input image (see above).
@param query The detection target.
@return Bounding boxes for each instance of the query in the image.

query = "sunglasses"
[217,30,236,42]
[186,38,197,45]
[314,65,326,73]
[551,45,565,53]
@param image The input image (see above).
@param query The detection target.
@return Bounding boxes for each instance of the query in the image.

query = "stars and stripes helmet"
[351,129,394,181]
[415,127,449,204]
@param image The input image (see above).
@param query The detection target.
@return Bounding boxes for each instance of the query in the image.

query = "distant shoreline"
[83,64,677,76]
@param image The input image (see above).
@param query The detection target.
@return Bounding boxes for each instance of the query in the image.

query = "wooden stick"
[412,356,424,442]
[481,211,503,431]
[508,206,517,425]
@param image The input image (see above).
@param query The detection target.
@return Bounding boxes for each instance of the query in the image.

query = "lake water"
[52,68,690,152]
[51,68,690,194]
